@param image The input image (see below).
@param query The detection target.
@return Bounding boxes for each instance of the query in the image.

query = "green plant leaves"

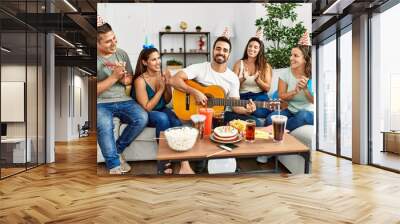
[255,3,307,69]
[166,59,183,66]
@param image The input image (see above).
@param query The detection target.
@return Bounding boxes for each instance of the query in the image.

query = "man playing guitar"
[169,36,261,126]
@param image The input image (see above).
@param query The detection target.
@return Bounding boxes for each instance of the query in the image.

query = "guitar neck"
[208,98,277,108]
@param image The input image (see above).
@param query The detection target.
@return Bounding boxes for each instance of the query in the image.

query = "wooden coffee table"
[157,128,310,173]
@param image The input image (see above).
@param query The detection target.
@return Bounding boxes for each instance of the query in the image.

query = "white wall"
[1,65,33,138]
[1,64,46,164]
[98,3,311,69]
[54,67,89,141]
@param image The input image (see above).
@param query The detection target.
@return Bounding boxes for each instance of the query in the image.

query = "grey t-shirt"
[97,48,134,103]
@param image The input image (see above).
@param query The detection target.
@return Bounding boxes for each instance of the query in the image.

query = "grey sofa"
[97,118,157,163]
[279,125,313,174]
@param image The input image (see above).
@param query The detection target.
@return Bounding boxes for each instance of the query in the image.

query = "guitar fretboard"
[208,98,279,108]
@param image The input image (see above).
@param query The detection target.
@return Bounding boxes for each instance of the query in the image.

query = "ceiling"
[0,0,97,73]
[0,0,393,73]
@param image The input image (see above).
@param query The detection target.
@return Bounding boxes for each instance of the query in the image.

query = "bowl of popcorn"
[164,126,199,152]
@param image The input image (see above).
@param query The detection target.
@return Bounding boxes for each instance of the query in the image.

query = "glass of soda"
[271,115,287,143]
[245,119,256,143]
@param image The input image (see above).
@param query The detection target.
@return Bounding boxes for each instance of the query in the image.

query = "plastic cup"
[191,114,206,139]
[271,115,287,143]
[199,108,213,136]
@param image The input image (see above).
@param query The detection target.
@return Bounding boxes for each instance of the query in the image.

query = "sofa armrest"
[278,125,314,174]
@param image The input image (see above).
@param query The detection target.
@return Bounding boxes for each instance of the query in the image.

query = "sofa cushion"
[97,117,157,162]
[289,125,314,147]
[277,125,314,174]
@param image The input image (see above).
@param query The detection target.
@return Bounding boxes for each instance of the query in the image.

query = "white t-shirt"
[183,62,240,98]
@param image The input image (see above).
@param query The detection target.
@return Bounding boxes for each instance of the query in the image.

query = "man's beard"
[213,55,226,64]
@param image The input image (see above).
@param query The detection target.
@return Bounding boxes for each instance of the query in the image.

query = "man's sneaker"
[109,166,123,175]
[119,153,131,173]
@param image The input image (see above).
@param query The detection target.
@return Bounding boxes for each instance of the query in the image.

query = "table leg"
[299,152,311,174]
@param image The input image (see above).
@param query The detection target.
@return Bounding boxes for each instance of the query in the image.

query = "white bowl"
[164,126,198,152]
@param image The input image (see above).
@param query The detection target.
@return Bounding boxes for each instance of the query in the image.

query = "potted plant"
[255,3,307,69]
[166,59,183,70]
[196,25,202,32]
[165,25,171,32]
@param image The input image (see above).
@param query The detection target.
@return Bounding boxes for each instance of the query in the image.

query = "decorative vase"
[180,21,188,32]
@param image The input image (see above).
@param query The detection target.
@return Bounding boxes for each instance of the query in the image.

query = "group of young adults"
[97,21,314,174]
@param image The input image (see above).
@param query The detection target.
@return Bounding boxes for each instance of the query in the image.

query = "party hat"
[298,31,311,46]
[221,27,231,39]
[97,15,106,27]
[143,35,154,49]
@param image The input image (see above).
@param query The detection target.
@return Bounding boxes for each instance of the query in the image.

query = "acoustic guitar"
[172,80,283,121]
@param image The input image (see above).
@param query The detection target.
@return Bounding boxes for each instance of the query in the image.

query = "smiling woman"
[132,47,194,175]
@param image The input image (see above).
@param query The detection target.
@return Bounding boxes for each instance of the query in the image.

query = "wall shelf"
[159,31,211,69]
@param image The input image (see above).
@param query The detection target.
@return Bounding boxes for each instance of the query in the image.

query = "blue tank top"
[143,77,166,111]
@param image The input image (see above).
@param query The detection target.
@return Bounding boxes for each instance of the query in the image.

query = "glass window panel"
[371,3,400,171]
[318,35,337,154]
[340,28,352,158]
[1,31,27,178]
[27,31,38,169]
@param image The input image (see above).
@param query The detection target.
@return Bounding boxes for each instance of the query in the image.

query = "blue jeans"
[148,107,182,174]
[97,100,148,169]
[148,107,182,138]
[265,109,314,131]
[240,92,273,119]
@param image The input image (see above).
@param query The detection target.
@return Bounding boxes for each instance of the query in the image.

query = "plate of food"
[213,126,238,138]
[210,133,242,144]
[229,119,247,133]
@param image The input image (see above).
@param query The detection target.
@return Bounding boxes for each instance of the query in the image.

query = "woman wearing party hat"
[232,29,273,124]
[265,31,314,131]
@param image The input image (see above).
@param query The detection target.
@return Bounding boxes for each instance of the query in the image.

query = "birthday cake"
[213,126,239,141]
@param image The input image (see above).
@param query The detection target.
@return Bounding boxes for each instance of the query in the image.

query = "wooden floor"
[1,135,400,223]
[372,150,400,171]
[0,167,26,178]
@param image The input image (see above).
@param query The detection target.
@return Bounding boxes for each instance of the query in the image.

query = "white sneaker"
[109,166,123,175]
[256,156,270,164]
[119,153,131,173]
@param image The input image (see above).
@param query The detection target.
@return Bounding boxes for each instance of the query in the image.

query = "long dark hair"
[133,47,159,80]
[294,45,312,78]
[241,37,268,78]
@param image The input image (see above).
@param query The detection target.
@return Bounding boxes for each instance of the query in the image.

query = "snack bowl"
[229,119,248,136]
[164,126,199,152]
